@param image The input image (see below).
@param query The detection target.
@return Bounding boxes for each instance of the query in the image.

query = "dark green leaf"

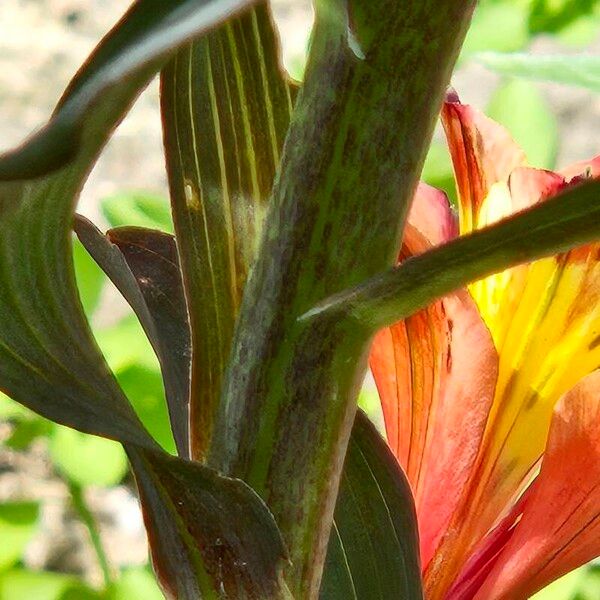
[128,447,289,600]
[301,179,600,331]
[101,192,174,233]
[0,502,40,570]
[161,1,293,459]
[321,412,423,599]
[476,52,600,93]
[0,0,258,447]
[75,217,190,457]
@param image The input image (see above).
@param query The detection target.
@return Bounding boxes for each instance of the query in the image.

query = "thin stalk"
[68,480,113,588]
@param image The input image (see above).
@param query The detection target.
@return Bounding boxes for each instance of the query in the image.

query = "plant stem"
[68,480,113,588]
[209,0,476,596]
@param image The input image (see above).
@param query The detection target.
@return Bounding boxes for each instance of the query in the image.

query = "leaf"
[127,447,289,600]
[105,568,165,600]
[528,0,597,34]
[301,178,600,332]
[475,52,600,93]
[460,2,530,57]
[487,79,558,169]
[161,1,293,459]
[0,0,257,447]
[73,237,105,316]
[0,569,98,600]
[4,418,53,451]
[321,412,423,599]
[49,425,129,487]
[101,192,174,233]
[0,502,39,571]
[75,217,190,457]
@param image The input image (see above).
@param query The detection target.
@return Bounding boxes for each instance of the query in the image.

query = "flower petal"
[441,96,525,234]
[370,224,497,568]
[474,371,600,600]
[409,182,458,245]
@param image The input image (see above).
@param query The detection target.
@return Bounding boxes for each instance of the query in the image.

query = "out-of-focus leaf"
[422,141,457,206]
[5,418,53,450]
[460,3,529,58]
[528,0,597,34]
[161,1,293,459]
[105,568,165,600]
[73,237,105,316]
[486,79,558,169]
[128,448,289,599]
[116,365,176,455]
[531,567,586,599]
[49,425,128,487]
[0,393,33,420]
[0,502,39,571]
[321,412,422,599]
[0,569,98,600]
[476,52,600,94]
[76,218,189,457]
[101,193,173,233]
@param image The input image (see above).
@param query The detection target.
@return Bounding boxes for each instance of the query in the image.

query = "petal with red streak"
[474,371,600,600]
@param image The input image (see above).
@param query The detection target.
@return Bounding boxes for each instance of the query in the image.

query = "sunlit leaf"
[49,425,128,488]
[105,568,165,600]
[0,502,39,571]
[0,569,98,600]
[476,52,600,93]
[73,237,105,316]
[487,79,558,169]
[321,412,423,599]
[101,193,173,233]
[528,0,597,34]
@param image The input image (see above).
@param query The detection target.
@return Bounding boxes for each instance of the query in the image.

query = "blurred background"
[0,0,598,598]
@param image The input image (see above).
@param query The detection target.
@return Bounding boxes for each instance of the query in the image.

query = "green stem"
[209,0,476,596]
[68,480,113,588]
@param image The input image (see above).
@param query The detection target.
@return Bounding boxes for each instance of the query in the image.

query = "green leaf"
[422,142,457,206]
[321,412,423,599]
[116,365,177,456]
[4,418,53,451]
[73,237,105,316]
[0,393,34,420]
[75,218,189,457]
[301,179,600,331]
[161,1,293,459]
[487,79,558,169]
[0,502,40,571]
[128,447,289,599]
[105,568,165,600]
[476,52,600,94]
[49,425,128,487]
[101,193,173,233]
[0,569,98,600]
[531,566,586,599]
[528,0,597,34]
[460,2,530,57]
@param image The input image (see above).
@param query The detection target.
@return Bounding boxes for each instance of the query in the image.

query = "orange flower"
[370,93,600,599]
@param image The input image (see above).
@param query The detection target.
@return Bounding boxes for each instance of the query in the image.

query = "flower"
[369,93,600,600]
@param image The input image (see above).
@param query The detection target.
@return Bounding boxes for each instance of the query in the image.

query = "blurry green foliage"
[0,502,39,571]
[100,192,174,233]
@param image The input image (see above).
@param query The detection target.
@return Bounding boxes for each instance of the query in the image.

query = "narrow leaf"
[301,179,600,332]
[128,447,289,600]
[161,1,293,459]
[321,412,423,599]
[75,216,191,458]
[475,52,600,93]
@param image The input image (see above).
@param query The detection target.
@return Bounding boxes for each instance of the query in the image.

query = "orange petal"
[370,224,498,567]
[409,182,458,245]
[441,96,525,234]
[473,371,600,600]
